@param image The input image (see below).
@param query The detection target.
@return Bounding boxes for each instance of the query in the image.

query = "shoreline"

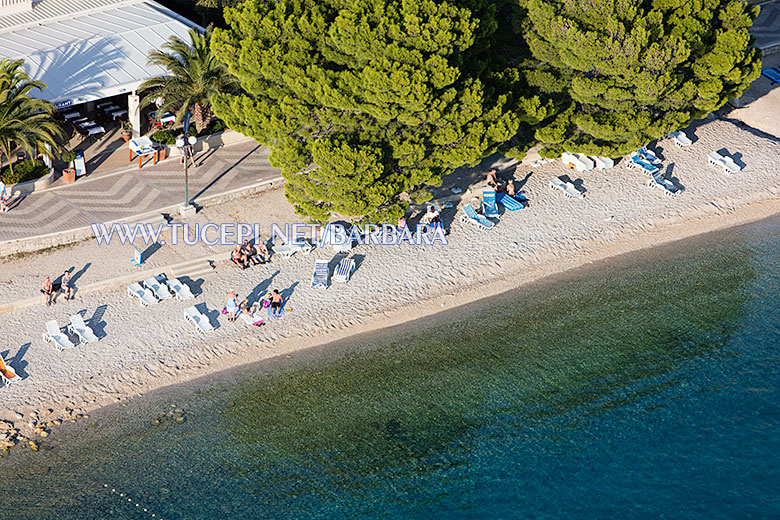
[1,117,780,450]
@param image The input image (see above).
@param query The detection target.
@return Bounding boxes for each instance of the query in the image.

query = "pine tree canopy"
[520,0,762,156]
[211,0,550,223]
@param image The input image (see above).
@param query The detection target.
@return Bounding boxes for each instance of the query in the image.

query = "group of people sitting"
[232,239,271,269]
[224,289,285,323]
[486,169,518,197]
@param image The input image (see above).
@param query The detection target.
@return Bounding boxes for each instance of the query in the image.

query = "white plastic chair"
[43,320,76,351]
[68,314,99,343]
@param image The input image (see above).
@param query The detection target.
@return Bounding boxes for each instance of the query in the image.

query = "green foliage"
[150,129,177,145]
[520,0,762,156]
[0,59,66,177]
[212,0,544,223]
[60,149,76,163]
[0,159,48,185]
[139,27,240,133]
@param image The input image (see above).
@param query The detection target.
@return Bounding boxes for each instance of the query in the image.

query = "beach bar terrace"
[0,0,200,136]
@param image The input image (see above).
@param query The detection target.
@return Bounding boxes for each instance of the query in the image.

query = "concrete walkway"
[0,139,281,248]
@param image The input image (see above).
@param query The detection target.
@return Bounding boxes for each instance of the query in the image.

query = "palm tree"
[138,27,239,134]
[0,59,65,177]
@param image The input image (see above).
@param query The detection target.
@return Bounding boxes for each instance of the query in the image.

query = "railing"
[0,0,33,15]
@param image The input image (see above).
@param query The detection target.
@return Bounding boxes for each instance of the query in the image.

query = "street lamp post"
[176,134,197,214]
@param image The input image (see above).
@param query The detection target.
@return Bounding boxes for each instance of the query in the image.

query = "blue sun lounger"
[460,204,495,230]
[495,192,526,211]
[482,189,499,218]
[761,68,780,83]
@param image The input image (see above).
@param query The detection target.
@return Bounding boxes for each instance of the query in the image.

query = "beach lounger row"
[311,257,357,288]
[43,315,100,351]
[561,153,615,171]
[625,152,660,175]
[0,353,19,386]
[707,151,741,175]
[669,130,692,148]
[128,275,194,306]
[549,177,585,199]
[647,172,683,197]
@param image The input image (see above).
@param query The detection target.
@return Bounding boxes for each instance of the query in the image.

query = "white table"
[73,117,89,124]
[97,101,114,109]
[78,120,97,129]
[63,111,81,120]
[128,137,160,168]
[102,104,120,113]
[159,113,176,124]
[86,125,105,136]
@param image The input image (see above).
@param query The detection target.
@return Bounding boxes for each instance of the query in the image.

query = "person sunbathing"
[270,290,284,315]
[506,180,516,197]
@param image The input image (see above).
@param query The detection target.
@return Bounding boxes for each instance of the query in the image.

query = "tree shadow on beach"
[4,343,30,378]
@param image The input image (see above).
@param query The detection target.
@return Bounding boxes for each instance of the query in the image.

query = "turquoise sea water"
[1,217,779,519]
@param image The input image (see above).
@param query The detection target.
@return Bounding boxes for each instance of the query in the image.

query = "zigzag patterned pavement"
[0,141,279,242]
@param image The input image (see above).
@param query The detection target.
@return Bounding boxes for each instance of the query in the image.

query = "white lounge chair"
[0,354,19,386]
[166,277,195,300]
[671,130,692,148]
[43,320,76,351]
[68,314,99,343]
[128,282,158,306]
[184,306,214,333]
[333,258,355,283]
[143,277,173,300]
[272,240,313,258]
[549,177,585,199]
[591,156,614,170]
[311,260,329,288]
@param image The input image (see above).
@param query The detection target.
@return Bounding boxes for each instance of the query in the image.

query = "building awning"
[0,0,201,107]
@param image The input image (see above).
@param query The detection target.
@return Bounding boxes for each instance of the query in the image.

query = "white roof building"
[0,0,199,109]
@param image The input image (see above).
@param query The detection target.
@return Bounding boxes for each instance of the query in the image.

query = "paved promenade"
[0,139,280,243]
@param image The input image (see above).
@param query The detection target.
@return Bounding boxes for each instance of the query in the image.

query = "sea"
[0,215,778,519]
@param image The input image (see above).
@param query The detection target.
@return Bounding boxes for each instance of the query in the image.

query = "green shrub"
[150,129,176,145]
[1,159,48,185]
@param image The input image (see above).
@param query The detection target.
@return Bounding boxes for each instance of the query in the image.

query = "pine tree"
[520,0,762,156]
[211,0,549,223]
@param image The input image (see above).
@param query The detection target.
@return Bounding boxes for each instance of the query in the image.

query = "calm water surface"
[1,217,779,519]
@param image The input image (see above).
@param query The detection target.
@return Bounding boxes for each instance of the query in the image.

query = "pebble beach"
[1,115,779,450]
